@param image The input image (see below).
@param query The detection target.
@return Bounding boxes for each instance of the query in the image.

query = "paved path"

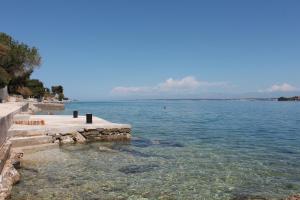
[10,115,131,134]
[0,102,26,118]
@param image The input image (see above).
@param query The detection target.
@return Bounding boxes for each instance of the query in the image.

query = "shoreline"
[0,101,131,199]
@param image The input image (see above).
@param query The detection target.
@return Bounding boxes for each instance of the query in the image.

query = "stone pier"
[9,115,131,150]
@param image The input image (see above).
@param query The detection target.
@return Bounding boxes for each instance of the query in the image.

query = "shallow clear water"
[12,100,300,199]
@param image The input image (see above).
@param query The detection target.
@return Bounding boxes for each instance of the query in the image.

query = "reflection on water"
[12,100,300,199]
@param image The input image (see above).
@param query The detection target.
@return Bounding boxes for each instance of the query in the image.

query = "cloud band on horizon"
[111,76,229,96]
[259,83,299,93]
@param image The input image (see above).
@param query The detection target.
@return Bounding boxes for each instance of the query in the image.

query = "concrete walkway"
[10,115,131,134]
[9,114,131,150]
[0,102,27,118]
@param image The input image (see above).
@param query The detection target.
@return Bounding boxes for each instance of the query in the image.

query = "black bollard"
[73,110,78,118]
[86,113,92,124]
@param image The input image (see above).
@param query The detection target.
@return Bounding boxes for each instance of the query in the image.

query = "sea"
[11,100,300,200]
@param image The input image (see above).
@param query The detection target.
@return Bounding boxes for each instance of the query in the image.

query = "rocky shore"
[50,127,131,144]
[0,102,131,199]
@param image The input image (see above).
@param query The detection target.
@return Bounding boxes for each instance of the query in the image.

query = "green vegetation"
[26,79,45,98]
[51,85,65,101]
[0,32,41,82]
[278,96,300,101]
[0,66,10,88]
[51,85,63,95]
[0,32,66,100]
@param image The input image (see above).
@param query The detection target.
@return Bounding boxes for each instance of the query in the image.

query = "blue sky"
[1,0,300,100]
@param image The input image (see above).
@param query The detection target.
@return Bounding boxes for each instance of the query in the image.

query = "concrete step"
[12,143,59,153]
[10,136,53,148]
[13,114,31,121]
[8,129,46,137]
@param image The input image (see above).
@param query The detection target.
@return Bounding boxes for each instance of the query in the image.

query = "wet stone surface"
[130,137,184,148]
[118,164,159,174]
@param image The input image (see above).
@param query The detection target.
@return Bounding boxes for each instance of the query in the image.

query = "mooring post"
[73,110,78,118]
[86,113,92,124]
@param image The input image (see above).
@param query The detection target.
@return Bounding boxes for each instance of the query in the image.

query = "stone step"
[13,114,31,121]
[12,143,59,153]
[10,136,53,148]
[8,129,46,137]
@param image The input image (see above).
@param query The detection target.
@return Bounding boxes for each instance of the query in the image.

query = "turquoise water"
[12,100,300,199]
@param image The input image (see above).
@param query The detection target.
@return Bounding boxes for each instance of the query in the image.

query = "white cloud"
[259,83,298,93]
[158,76,200,91]
[111,76,229,95]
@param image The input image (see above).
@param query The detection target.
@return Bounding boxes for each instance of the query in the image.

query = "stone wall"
[0,87,8,102]
[81,128,131,141]
[0,103,28,199]
[0,103,28,171]
[33,103,64,111]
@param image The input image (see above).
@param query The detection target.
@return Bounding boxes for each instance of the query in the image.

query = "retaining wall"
[0,103,28,172]
[33,103,64,110]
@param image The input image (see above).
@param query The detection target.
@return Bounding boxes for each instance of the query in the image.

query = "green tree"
[0,42,10,88]
[7,70,32,94]
[0,66,10,88]
[51,85,63,95]
[58,93,64,101]
[25,79,45,98]
[0,32,41,93]
[16,87,32,99]
[0,44,9,56]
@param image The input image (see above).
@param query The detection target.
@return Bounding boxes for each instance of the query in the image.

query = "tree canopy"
[51,85,63,95]
[0,32,66,100]
[0,32,41,90]
[26,79,45,98]
[0,66,10,88]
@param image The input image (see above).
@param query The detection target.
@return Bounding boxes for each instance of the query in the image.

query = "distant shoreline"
[63,97,300,103]
[72,98,280,102]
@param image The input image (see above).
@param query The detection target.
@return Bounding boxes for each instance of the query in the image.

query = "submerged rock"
[130,137,184,148]
[112,145,152,157]
[128,195,149,200]
[284,194,300,200]
[72,132,86,143]
[112,145,173,159]
[118,164,159,174]
[22,166,39,174]
[131,138,153,148]
[60,135,75,144]
[231,194,269,200]
[154,140,184,148]
[98,146,118,153]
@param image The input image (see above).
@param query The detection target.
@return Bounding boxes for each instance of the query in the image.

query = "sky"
[1,0,300,100]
